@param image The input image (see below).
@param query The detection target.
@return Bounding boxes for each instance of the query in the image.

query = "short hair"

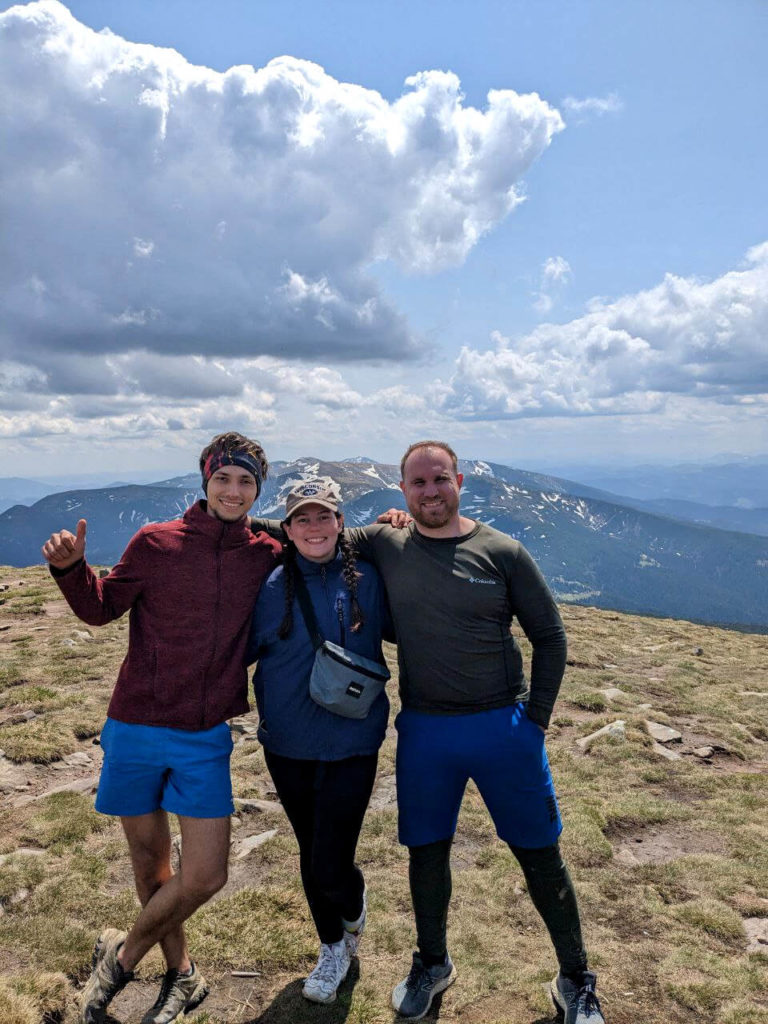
[400,440,459,480]
[198,432,269,484]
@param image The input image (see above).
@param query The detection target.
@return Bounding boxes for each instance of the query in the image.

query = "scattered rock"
[602,663,618,670]
[740,691,768,698]
[230,719,258,736]
[235,798,284,815]
[601,688,626,701]
[745,918,768,953]
[0,625,10,633]
[645,721,682,744]
[369,774,397,810]
[693,647,704,656]
[72,629,94,642]
[693,746,715,759]
[98,568,111,579]
[235,829,278,860]
[0,709,37,727]
[577,720,626,751]
[0,584,9,592]
[14,774,99,807]
[65,751,92,767]
[652,741,681,761]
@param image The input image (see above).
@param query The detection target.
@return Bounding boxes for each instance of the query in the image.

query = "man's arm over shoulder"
[52,531,149,626]
[344,522,404,564]
[250,516,284,542]
[501,537,567,730]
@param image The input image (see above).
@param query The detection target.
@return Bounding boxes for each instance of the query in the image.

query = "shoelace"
[150,969,181,1009]
[313,948,341,984]
[580,982,602,1016]
[407,963,436,992]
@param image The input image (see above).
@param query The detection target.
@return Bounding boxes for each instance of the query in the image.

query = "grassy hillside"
[0,566,767,1024]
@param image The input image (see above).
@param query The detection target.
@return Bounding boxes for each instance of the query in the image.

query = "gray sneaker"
[391,952,457,1021]
[80,928,133,1024]
[550,970,605,1024]
[342,885,367,956]
[140,963,210,1024]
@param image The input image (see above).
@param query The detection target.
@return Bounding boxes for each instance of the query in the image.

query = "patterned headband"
[202,450,263,495]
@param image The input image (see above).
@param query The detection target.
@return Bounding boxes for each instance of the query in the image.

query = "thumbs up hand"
[42,518,87,570]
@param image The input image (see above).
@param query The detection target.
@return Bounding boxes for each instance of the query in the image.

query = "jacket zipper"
[202,523,225,728]
[336,596,345,645]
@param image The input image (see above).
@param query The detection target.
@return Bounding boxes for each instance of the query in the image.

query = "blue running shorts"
[396,703,562,849]
[95,717,234,819]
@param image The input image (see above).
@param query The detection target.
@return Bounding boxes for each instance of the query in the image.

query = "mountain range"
[2,457,767,631]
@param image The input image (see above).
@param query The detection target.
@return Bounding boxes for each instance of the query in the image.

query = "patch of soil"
[612,823,727,866]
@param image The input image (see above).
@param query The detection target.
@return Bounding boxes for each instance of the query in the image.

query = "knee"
[181,866,228,903]
[132,852,173,896]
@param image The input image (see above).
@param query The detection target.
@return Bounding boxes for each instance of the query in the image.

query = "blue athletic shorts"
[395,703,562,849]
[95,717,234,819]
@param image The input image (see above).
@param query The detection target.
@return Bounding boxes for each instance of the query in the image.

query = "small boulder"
[577,720,626,751]
[235,829,278,860]
[645,721,682,744]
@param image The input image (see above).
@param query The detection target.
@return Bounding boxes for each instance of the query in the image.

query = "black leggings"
[264,749,378,945]
[409,837,588,975]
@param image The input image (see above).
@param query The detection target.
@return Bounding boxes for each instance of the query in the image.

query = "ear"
[337,512,345,531]
[399,480,406,496]
[282,519,294,542]
[456,473,463,488]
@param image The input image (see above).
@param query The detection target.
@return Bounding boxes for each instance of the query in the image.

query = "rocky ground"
[1,567,767,1023]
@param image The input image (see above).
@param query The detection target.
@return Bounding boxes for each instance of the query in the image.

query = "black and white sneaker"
[391,952,456,1021]
[550,970,605,1024]
[140,962,209,1024]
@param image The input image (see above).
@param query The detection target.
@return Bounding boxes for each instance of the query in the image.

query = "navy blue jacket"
[247,552,391,760]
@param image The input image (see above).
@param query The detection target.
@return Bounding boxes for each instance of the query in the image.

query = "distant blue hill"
[2,457,767,631]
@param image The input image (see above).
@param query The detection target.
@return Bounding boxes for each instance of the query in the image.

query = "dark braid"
[339,531,364,633]
[278,541,297,640]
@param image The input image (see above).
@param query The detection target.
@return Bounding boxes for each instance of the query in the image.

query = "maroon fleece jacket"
[53,501,281,730]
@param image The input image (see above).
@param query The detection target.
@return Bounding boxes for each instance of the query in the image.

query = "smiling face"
[205,465,260,522]
[400,446,463,536]
[284,503,344,563]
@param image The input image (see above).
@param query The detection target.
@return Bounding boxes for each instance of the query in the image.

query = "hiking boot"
[550,970,605,1024]
[140,962,210,1024]
[302,940,351,1004]
[80,928,133,1024]
[342,885,367,956]
[391,952,457,1021]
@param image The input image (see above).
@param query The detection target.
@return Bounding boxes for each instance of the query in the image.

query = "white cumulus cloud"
[0,0,563,400]
[439,243,768,419]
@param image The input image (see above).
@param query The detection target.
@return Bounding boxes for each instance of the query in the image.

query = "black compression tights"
[408,837,588,974]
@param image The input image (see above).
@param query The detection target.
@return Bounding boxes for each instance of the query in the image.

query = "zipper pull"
[336,596,344,645]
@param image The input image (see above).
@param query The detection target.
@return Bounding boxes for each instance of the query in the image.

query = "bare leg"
[121,811,189,972]
[118,815,230,973]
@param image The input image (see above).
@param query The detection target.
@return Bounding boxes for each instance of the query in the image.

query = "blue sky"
[1,0,766,476]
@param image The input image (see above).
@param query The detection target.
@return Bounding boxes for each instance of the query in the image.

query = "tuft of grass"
[187,886,315,970]
[671,898,746,946]
[0,718,78,764]
[20,791,111,850]
[568,690,608,713]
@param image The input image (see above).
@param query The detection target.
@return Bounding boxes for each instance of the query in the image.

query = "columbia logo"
[468,576,497,585]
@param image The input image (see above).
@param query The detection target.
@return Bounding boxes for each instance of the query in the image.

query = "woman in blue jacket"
[247,477,391,1005]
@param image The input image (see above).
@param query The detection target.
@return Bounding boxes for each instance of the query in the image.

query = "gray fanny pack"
[293,570,390,720]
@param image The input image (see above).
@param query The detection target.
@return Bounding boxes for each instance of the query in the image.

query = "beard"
[408,495,458,530]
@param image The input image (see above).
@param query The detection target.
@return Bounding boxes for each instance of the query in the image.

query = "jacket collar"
[184,499,253,545]
[295,549,342,575]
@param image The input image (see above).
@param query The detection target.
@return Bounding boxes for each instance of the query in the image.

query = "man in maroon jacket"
[42,432,281,1024]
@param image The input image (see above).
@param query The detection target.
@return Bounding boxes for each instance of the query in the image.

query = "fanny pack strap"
[292,569,325,651]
